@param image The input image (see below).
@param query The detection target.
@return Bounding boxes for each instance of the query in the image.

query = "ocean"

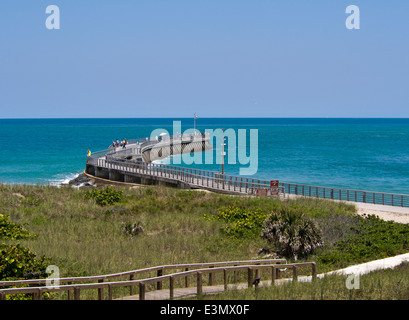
[1,118,409,195]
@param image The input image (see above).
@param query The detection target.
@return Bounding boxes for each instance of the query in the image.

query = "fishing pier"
[85,133,409,207]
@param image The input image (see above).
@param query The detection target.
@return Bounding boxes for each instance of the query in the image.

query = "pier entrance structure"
[85,133,285,196]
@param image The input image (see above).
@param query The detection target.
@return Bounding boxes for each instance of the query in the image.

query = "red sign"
[270,180,279,195]
[256,189,268,197]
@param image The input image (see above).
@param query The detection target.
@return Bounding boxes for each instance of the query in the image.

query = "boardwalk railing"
[0,260,318,300]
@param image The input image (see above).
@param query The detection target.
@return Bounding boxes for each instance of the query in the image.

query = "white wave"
[47,172,83,187]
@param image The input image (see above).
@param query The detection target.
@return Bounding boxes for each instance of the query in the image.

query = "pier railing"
[92,158,284,196]
[87,145,409,207]
[281,182,409,207]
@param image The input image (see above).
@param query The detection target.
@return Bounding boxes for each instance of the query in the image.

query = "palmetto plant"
[261,207,324,260]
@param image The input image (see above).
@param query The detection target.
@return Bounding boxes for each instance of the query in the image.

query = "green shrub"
[318,214,409,266]
[0,213,33,240]
[122,222,144,237]
[21,195,42,207]
[206,206,269,238]
[0,244,49,281]
[84,186,123,206]
[261,207,324,260]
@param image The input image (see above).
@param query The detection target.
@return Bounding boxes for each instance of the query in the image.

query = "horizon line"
[2,116,409,120]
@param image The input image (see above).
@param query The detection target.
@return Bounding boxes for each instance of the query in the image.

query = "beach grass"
[198,262,409,300]
[1,183,408,300]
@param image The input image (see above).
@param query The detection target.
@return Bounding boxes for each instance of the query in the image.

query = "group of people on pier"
[112,139,128,149]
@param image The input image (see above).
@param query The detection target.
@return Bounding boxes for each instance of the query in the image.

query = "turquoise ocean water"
[1,118,409,195]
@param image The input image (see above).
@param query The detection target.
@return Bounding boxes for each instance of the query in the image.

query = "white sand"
[284,193,409,224]
[347,201,409,224]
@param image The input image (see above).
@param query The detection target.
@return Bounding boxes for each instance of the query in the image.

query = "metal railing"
[281,182,409,207]
[90,157,284,196]
[87,140,409,207]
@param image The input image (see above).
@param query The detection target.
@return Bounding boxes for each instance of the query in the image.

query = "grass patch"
[203,262,409,300]
[1,183,408,300]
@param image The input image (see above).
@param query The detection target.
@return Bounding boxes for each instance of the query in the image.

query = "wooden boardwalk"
[0,261,316,300]
[117,279,298,300]
[118,283,250,300]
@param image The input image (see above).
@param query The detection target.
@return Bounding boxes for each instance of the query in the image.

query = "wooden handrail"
[0,259,286,287]
[0,261,317,300]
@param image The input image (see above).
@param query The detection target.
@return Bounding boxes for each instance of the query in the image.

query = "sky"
[0,0,408,118]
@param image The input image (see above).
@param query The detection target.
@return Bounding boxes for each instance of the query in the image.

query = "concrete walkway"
[323,252,409,277]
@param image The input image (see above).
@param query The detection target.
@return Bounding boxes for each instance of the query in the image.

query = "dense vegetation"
[0,213,49,281]
[1,183,408,299]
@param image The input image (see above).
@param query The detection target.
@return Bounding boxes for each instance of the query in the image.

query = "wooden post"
[74,287,81,300]
[139,283,146,300]
[247,268,253,288]
[209,266,214,285]
[271,266,276,285]
[157,269,163,290]
[197,272,203,296]
[35,289,42,300]
[169,276,174,300]
[292,266,298,282]
[108,284,113,300]
[223,269,228,291]
[67,282,72,300]
[311,263,317,281]
[98,279,104,300]
[129,274,135,296]
[185,268,189,288]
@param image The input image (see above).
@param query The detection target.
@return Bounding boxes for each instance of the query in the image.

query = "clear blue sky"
[1,0,408,118]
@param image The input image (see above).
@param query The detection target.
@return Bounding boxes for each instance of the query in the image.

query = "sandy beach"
[352,201,409,224]
[285,193,409,224]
